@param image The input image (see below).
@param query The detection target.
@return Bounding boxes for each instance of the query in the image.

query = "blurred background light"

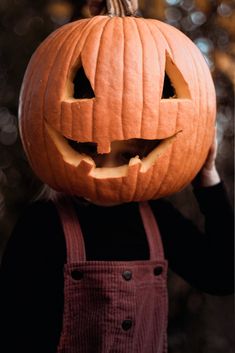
[180,0,195,11]
[190,10,206,25]
[47,0,74,25]
[194,37,214,53]
[0,108,14,127]
[216,28,230,49]
[0,124,18,146]
[217,3,232,17]
[181,15,197,31]
[165,0,181,5]
[165,7,182,23]
[203,55,215,70]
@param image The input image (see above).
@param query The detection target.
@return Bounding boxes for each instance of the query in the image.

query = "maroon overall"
[55,198,168,353]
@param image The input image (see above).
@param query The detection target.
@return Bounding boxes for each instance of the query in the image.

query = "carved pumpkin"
[19,16,216,204]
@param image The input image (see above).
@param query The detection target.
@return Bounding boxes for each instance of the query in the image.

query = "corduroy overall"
[55,198,168,353]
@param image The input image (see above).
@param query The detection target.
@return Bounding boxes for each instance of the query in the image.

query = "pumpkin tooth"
[129,155,141,166]
[97,141,111,154]
[78,159,94,173]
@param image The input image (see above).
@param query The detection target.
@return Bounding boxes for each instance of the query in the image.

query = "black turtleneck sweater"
[0,182,233,353]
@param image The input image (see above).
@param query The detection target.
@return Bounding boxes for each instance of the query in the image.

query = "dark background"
[0,1,234,352]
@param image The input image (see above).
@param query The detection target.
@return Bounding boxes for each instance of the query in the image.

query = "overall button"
[122,319,132,331]
[154,266,163,276]
[122,270,132,281]
[71,269,83,280]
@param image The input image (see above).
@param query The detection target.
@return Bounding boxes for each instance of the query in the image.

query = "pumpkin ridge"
[134,19,167,200]
[20,28,66,170]
[68,18,109,147]
[168,31,196,191]
[151,20,174,59]
[62,104,75,194]
[43,25,82,189]
[131,18,146,201]
[151,24,177,101]
[63,25,95,103]
[120,17,126,140]
[176,29,214,184]
[68,19,105,146]
[24,28,71,187]
[152,22,213,190]
[61,19,106,105]
[196,47,210,178]
[144,20,162,138]
[46,21,90,133]
[154,24,199,192]
[69,17,106,88]
[122,17,143,141]
[182,39,203,187]
[167,34,197,192]
[134,18,144,138]
[92,17,112,148]
[184,37,203,184]
[175,102,190,190]
[153,102,178,198]
[197,45,214,172]
[44,20,87,148]
[72,18,109,200]
[103,16,125,144]
[192,50,204,180]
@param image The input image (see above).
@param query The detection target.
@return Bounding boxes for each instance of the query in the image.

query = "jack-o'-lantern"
[19,0,216,204]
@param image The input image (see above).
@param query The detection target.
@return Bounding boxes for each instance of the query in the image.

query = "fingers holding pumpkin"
[202,126,218,171]
[192,126,221,188]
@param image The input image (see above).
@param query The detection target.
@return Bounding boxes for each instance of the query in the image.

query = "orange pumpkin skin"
[19,16,216,204]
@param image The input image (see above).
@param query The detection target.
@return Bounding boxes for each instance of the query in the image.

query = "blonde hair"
[32,184,61,202]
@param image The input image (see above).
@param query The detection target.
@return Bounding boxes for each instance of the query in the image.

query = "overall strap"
[54,196,86,263]
[139,202,165,261]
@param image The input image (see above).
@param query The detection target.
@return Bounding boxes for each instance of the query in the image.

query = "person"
[0,2,233,352]
[0,126,233,353]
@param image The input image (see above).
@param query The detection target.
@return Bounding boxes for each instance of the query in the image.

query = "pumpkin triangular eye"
[161,53,191,99]
[161,73,176,99]
[73,66,95,99]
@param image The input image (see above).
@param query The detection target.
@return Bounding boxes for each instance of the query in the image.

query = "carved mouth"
[46,123,182,178]
[66,138,162,167]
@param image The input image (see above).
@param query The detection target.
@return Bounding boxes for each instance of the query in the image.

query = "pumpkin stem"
[90,0,139,17]
[107,0,138,16]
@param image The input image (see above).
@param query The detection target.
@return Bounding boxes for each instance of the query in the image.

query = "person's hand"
[192,127,221,188]
[88,0,106,16]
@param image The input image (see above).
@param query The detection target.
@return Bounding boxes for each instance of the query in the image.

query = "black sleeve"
[150,182,234,296]
[0,201,66,353]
